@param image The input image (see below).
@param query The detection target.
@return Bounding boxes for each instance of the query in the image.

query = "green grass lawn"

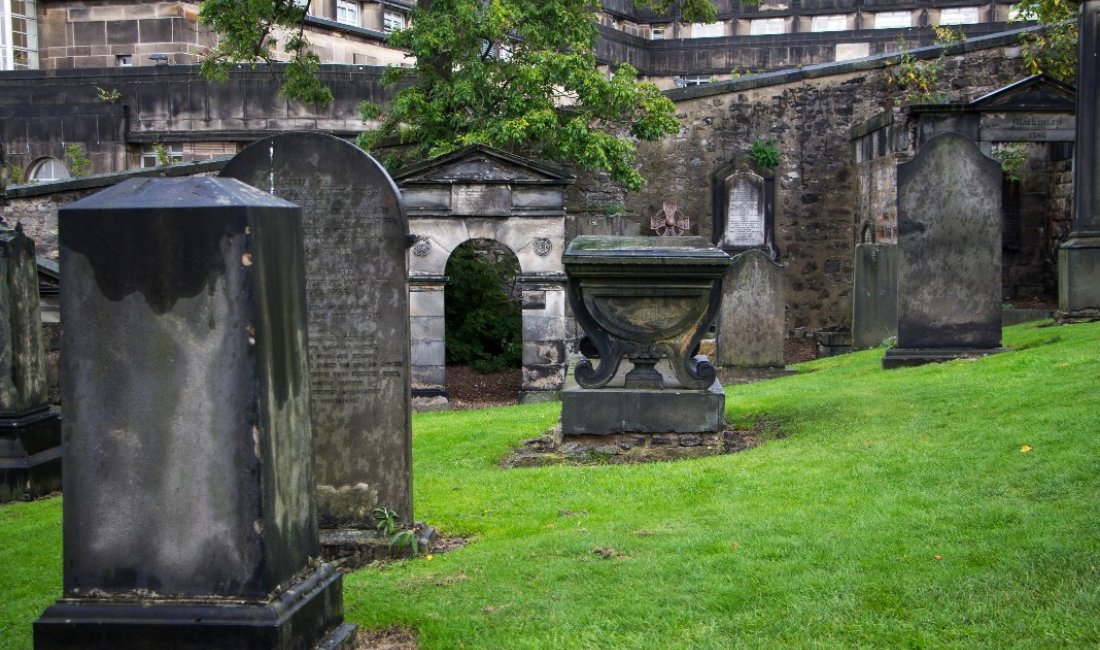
[3,320,1098,648]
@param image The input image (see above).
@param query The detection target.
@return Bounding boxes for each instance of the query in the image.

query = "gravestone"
[1058,0,1100,319]
[721,172,766,249]
[717,249,785,369]
[221,133,413,531]
[883,133,1003,368]
[34,178,354,649]
[851,243,898,349]
[0,225,61,503]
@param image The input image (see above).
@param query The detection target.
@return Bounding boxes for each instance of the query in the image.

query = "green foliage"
[889,39,950,105]
[356,0,685,190]
[3,162,25,185]
[198,0,334,107]
[95,86,121,103]
[931,24,966,45]
[444,242,521,374]
[63,144,92,177]
[749,137,780,169]
[992,142,1029,182]
[371,507,420,554]
[151,142,171,167]
[1013,0,1079,80]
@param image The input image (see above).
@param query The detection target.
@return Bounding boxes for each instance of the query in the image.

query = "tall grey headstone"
[851,243,898,349]
[717,249,785,369]
[883,133,1003,368]
[222,133,413,530]
[0,225,61,503]
[34,178,354,649]
[1058,0,1100,318]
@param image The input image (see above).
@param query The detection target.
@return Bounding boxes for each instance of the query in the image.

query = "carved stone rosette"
[563,236,731,390]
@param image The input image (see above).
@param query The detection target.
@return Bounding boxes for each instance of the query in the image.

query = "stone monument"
[1058,0,1100,319]
[0,225,61,503]
[34,177,354,649]
[560,236,730,435]
[717,249,786,371]
[221,133,414,534]
[883,133,1003,368]
[851,242,898,349]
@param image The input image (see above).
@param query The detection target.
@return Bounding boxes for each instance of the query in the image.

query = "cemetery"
[1,1,1099,648]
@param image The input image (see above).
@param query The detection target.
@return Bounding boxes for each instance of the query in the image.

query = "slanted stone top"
[394,144,574,187]
[564,235,731,266]
[62,177,299,213]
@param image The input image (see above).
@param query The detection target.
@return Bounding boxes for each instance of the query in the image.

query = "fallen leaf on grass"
[933,555,943,561]
[1020,445,1033,453]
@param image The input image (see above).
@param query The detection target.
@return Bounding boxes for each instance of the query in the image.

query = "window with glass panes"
[383,10,406,32]
[141,143,184,168]
[336,0,359,26]
[1,0,38,71]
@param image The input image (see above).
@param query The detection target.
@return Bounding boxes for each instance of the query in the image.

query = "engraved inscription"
[724,174,765,247]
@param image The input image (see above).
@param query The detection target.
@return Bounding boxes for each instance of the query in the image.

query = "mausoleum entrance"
[394,145,573,410]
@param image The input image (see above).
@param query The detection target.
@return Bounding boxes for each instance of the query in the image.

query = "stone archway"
[393,145,573,410]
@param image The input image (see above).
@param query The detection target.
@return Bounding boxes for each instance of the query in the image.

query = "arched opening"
[28,157,70,183]
[443,238,523,407]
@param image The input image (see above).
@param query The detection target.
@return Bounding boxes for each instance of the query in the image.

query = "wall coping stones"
[665,24,1048,103]
[5,157,231,199]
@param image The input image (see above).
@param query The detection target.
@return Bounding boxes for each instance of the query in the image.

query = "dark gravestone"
[0,225,62,503]
[1058,0,1100,318]
[717,249,785,369]
[883,133,1003,369]
[221,133,413,530]
[851,243,898,350]
[34,178,354,649]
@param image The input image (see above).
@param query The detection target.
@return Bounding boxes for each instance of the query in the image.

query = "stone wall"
[572,30,1033,338]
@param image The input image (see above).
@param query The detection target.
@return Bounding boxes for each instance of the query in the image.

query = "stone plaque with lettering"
[222,133,412,529]
[980,112,1076,142]
[721,172,766,248]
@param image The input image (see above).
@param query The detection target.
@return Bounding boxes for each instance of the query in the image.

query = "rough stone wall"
[572,42,1030,338]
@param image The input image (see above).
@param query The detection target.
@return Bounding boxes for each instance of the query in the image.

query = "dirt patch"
[784,337,818,365]
[446,365,522,410]
[356,626,418,650]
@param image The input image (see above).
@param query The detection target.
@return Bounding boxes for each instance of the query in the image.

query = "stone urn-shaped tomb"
[561,236,731,435]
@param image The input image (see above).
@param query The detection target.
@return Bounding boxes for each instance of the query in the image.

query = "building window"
[939,7,980,25]
[336,0,359,26]
[1,0,39,71]
[873,11,912,29]
[141,143,184,168]
[650,24,668,40]
[383,10,406,32]
[835,42,870,61]
[116,54,132,67]
[811,15,848,32]
[683,75,711,87]
[29,158,69,183]
[690,21,724,38]
[749,18,785,36]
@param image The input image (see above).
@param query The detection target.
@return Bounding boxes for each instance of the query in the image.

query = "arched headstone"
[222,133,413,530]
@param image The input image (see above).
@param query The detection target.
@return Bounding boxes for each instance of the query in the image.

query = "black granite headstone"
[883,133,1003,368]
[33,178,354,649]
[221,133,413,530]
[0,225,61,503]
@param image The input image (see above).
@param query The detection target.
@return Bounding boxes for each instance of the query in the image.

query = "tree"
[1012,0,1080,80]
[199,0,720,190]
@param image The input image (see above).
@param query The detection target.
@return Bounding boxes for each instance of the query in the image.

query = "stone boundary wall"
[572,26,1039,339]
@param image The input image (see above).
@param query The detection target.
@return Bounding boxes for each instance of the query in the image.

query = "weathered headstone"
[883,133,1003,368]
[0,225,61,503]
[851,242,898,349]
[721,172,766,249]
[34,178,354,649]
[221,133,413,531]
[717,249,785,369]
[1058,0,1100,319]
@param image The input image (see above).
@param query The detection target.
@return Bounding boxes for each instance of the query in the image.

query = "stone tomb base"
[882,347,1004,369]
[34,565,356,650]
[1057,239,1100,322]
[560,357,724,436]
[0,408,61,503]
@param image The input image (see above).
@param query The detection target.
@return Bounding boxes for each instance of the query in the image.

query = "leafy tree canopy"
[199,0,720,190]
[1012,0,1079,80]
